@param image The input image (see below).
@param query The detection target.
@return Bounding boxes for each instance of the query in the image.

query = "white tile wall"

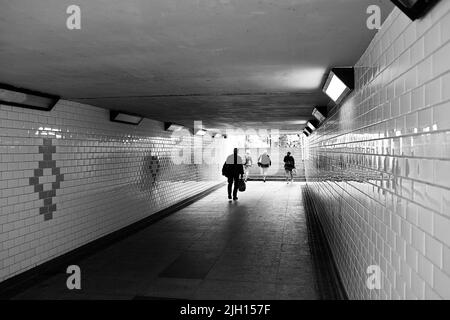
[0,100,223,283]
[305,1,450,300]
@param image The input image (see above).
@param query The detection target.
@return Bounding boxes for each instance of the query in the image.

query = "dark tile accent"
[39,146,56,154]
[38,160,57,169]
[39,146,55,154]
[39,191,50,199]
[29,138,65,221]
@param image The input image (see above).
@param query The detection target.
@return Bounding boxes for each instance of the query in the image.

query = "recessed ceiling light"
[312,108,327,123]
[110,110,143,125]
[323,68,354,104]
[0,83,60,111]
[307,121,317,131]
[391,0,440,21]
[195,129,207,136]
[165,122,184,131]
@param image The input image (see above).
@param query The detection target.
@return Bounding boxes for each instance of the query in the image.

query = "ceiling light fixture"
[323,68,354,104]
[307,120,318,131]
[164,122,184,132]
[195,129,207,136]
[391,0,440,21]
[0,83,60,111]
[312,107,327,123]
[110,110,143,125]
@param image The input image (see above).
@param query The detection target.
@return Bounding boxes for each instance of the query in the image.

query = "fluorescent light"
[195,129,207,136]
[307,121,317,131]
[165,122,184,131]
[323,68,354,104]
[325,74,347,101]
[312,108,327,123]
[115,114,142,123]
[391,0,440,21]
[0,83,60,111]
[110,111,143,125]
[168,124,183,131]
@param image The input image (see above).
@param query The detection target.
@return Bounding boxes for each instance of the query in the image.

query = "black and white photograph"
[0,0,450,311]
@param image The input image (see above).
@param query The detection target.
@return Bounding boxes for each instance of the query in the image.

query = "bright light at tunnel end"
[169,120,309,169]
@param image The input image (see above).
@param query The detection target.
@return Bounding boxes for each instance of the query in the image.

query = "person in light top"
[243,150,253,182]
[257,151,271,183]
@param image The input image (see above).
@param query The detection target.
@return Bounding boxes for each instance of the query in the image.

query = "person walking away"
[257,151,271,183]
[222,148,244,200]
[243,150,253,182]
[284,152,295,184]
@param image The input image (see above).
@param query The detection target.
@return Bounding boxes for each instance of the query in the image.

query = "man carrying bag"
[222,148,245,201]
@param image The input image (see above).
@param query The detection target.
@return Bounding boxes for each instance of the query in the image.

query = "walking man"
[222,148,244,200]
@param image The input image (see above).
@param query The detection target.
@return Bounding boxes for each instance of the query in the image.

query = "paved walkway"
[12,182,320,300]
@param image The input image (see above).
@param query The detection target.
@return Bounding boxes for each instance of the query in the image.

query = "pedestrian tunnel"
[1,0,450,301]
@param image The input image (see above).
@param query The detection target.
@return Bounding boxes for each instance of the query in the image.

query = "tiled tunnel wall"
[0,100,223,283]
[305,2,450,299]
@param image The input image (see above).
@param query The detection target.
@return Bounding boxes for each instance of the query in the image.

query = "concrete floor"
[11,182,321,300]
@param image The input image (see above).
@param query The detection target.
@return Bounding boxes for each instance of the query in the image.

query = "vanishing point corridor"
[1,0,450,305]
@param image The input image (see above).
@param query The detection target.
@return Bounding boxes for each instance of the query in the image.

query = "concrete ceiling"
[0,0,393,131]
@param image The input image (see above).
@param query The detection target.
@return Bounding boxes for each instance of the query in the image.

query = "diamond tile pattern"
[305,3,450,300]
[28,138,65,221]
[0,100,222,283]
